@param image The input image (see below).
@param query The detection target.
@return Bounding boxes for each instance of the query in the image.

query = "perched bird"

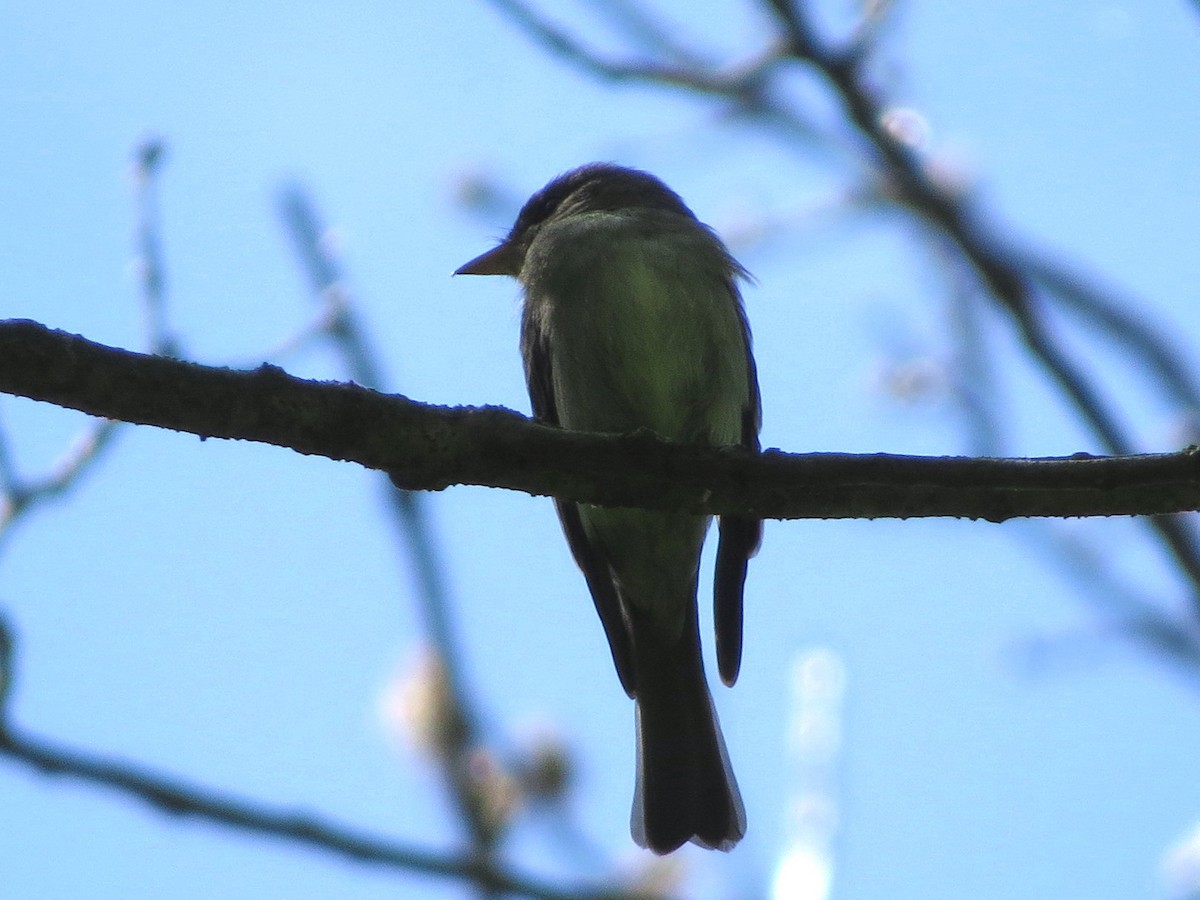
[456,163,761,854]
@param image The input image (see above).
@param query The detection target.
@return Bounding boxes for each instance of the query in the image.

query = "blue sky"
[4,2,1200,898]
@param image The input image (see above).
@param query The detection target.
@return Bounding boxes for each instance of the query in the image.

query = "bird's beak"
[454,240,520,277]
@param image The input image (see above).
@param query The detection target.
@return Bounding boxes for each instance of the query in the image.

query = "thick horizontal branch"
[2,318,1199,522]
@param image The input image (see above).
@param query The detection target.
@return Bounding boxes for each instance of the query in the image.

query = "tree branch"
[3,318,1199,522]
[477,0,1200,615]
[279,184,516,861]
[0,723,642,900]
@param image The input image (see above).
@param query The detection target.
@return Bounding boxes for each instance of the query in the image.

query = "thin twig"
[483,0,1200,616]
[0,612,13,722]
[0,137,180,548]
[277,185,502,862]
[1015,521,1200,675]
[1019,249,1200,412]
[0,722,643,900]
[132,136,180,358]
[758,0,1200,604]
[277,186,469,720]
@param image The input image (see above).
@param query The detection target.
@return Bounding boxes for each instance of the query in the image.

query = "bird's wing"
[521,310,637,697]
[714,298,763,687]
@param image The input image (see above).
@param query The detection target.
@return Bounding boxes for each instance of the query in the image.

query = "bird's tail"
[628,597,745,854]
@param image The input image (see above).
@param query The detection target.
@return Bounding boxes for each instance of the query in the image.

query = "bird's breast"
[524,214,748,445]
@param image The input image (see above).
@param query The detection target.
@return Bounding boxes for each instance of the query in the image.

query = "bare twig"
[584,0,700,65]
[930,239,1007,458]
[0,418,119,551]
[481,0,1200,618]
[0,723,644,900]
[0,613,12,722]
[0,137,180,548]
[768,0,1200,608]
[1021,521,1200,673]
[132,136,180,359]
[1018,249,1200,413]
[277,185,504,860]
[277,187,468,709]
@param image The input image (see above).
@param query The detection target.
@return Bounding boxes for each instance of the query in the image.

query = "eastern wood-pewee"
[456,163,761,854]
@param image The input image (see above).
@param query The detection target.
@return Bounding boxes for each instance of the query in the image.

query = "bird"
[455,163,761,854]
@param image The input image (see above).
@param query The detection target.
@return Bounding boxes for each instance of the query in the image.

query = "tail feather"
[628,599,745,854]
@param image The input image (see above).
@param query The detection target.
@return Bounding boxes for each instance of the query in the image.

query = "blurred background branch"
[0,144,651,897]
[482,0,1200,681]
[0,698,633,900]
[0,138,179,551]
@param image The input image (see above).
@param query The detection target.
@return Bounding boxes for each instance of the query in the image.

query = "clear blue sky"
[4,2,1200,898]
